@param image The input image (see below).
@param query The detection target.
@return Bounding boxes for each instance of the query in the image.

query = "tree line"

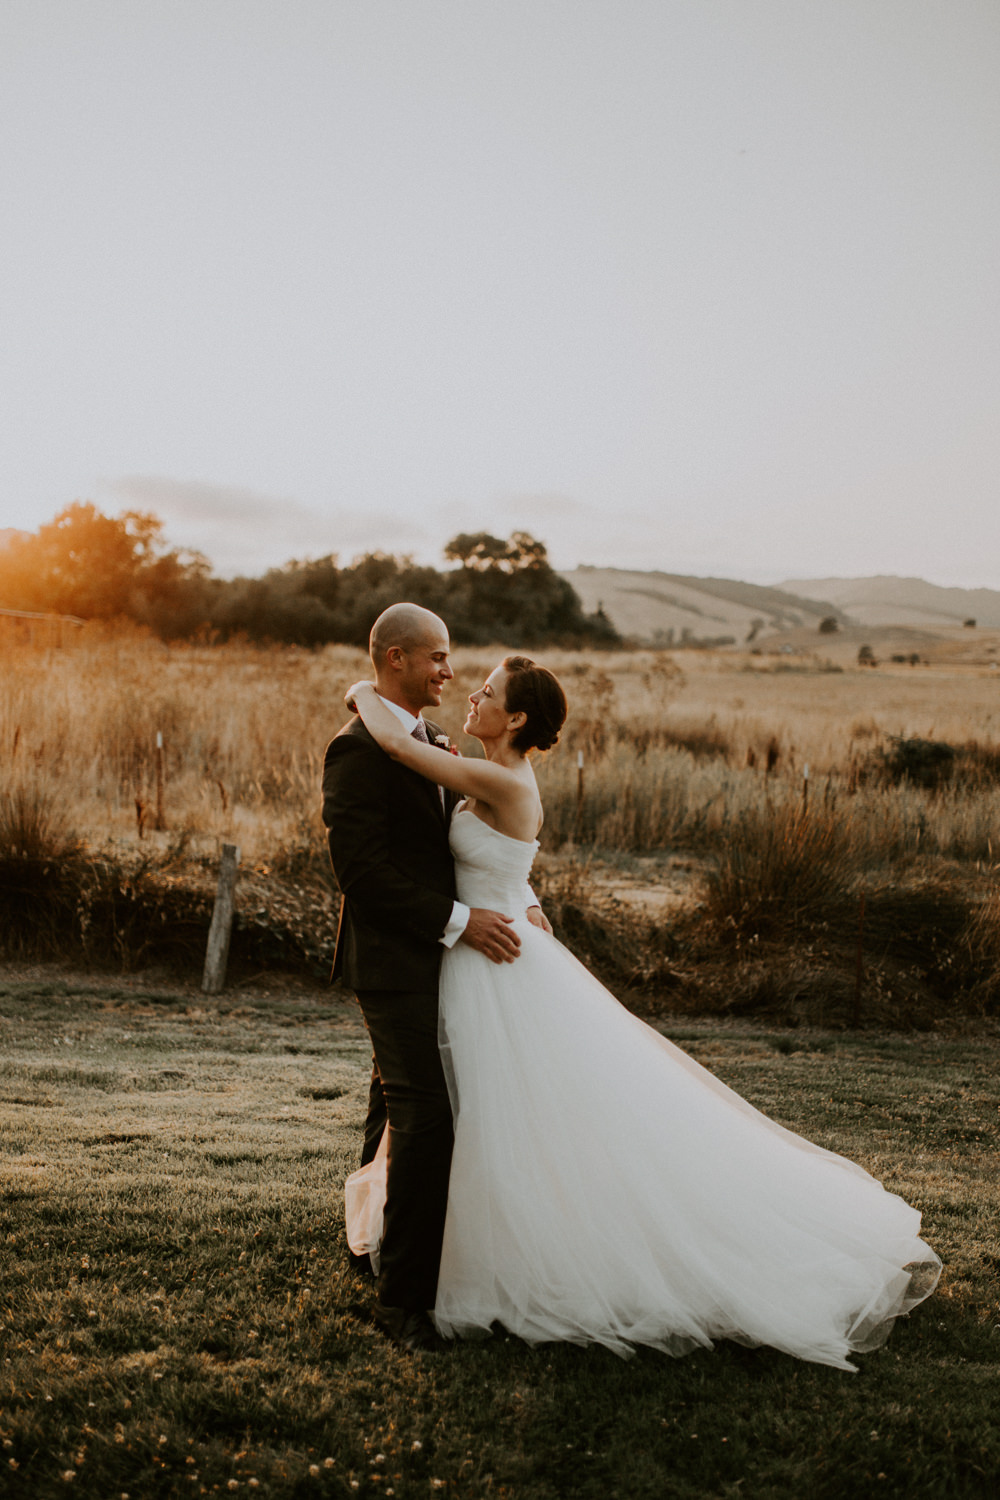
[0,504,619,648]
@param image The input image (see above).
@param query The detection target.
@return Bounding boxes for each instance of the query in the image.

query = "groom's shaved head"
[369,603,453,715]
[369,603,447,668]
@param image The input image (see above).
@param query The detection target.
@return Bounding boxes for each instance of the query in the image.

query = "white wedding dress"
[345,808,940,1369]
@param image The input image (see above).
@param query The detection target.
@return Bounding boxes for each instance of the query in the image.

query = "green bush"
[529,859,683,997]
[0,841,335,975]
[876,735,956,789]
[700,799,860,941]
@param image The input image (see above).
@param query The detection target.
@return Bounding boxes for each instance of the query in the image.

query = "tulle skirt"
[348,920,940,1369]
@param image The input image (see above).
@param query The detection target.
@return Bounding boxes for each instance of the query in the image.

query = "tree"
[443,530,549,574]
[1,505,620,649]
[0,502,210,633]
[505,531,549,570]
[818,616,839,634]
[440,531,617,646]
[443,532,512,570]
[857,644,877,666]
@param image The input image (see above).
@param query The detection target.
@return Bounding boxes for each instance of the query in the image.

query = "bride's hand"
[345,680,376,712]
[527,905,553,935]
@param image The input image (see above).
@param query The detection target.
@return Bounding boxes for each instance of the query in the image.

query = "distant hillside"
[561,567,844,645]
[778,575,1000,629]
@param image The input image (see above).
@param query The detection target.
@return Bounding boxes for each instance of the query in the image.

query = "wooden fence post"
[574,750,585,838]
[154,731,166,831]
[203,843,241,994]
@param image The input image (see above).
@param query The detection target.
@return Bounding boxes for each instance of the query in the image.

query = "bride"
[343,656,940,1369]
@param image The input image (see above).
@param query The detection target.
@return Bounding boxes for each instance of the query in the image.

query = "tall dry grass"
[536,740,1000,866]
[4,626,1000,1017]
[4,625,999,872]
[1,626,364,866]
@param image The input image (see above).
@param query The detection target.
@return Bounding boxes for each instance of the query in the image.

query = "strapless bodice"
[448,808,538,911]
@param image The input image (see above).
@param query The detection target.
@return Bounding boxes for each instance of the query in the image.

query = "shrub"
[620,721,731,761]
[0,783,73,862]
[700,798,860,942]
[962,887,1000,1013]
[529,859,682,998]
[954,740,1000,785]
[0,838,336,975]
[875,735,957,790]
[860,872,975,980]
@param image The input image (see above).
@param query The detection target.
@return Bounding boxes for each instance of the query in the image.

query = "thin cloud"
[491,493,588,521]
[102,476,437,576]
[105,476,307,526]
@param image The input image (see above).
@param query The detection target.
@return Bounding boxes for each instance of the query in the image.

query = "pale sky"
[2,0,999,586]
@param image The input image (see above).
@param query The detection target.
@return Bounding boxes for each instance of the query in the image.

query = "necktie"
[412,720,445,808]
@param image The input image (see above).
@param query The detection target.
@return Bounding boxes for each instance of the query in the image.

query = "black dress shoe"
[373,1300,446,1353]
[348,1248,375,1279]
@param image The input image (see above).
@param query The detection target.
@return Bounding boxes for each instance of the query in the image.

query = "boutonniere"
[435,734,460,755]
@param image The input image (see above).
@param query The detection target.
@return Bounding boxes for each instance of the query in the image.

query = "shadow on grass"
[1,984,997,1498]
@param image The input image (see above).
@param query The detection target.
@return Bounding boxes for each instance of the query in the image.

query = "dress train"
[345,811,940,1368]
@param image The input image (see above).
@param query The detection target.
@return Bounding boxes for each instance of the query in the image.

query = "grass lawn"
[1,969,998,1499]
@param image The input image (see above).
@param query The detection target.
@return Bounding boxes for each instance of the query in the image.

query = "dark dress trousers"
[322,715,457,1311]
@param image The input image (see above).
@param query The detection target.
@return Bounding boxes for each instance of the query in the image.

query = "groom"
[322,602,543,1353]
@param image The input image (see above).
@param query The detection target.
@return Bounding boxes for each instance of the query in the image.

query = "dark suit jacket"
[322,715,458,992]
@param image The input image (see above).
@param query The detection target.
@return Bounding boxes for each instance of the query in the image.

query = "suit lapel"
[352,713,449,823]
[422,720,451,823]
[424,770,447,822]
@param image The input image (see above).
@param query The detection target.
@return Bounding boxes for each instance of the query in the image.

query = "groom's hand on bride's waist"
[460,908,521,964]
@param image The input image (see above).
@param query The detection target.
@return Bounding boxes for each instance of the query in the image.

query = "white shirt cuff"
[440,901,471,948]
[526,884,539,910]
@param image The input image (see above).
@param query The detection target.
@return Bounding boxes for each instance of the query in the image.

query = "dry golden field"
[3,626,999,853]
[3,625,1000,1020]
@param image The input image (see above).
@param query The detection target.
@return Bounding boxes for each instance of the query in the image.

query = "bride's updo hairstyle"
[502,656,568,754]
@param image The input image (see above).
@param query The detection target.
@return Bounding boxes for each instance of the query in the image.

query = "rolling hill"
[562,567,1000,645]
[778,575,1000,630]
[561,567,844,645]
